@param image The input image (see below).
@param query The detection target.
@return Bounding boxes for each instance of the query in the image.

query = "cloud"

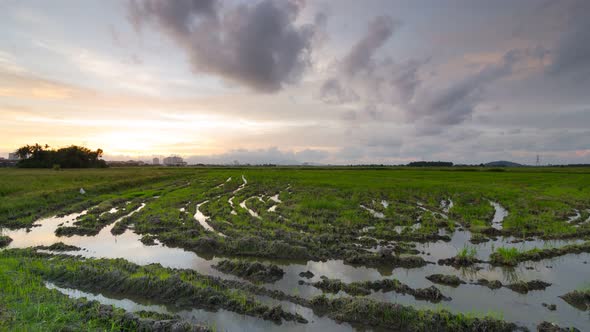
[547,1,590,78]
[319,15,427,116]
[128,0,319,92]
[340,16,398,76]
[407,49,538,129]
[319,78,358,103]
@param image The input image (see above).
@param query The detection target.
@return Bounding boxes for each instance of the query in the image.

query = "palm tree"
[15,145,32,159]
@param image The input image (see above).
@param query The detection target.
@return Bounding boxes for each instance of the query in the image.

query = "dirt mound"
[213,259,285,283]
[560,290,590,311]
[35,242,81,251]
[506,280,551,294]
[0,236,12,248]
[426,274,465,287]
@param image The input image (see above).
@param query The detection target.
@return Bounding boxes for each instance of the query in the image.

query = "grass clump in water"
[0,235,12,248]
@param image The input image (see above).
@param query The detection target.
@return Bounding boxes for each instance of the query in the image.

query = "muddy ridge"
[35,257,307,324]
[490,241,590,266]
[35,242,81,251]
[213,259,285,283]
[559,290,590,311]
[309,296,524,332]
[505,280,551,294]
[302,277,450,302]
[426,274,465,287]
[0,235,12,248]
[72,298,210,331]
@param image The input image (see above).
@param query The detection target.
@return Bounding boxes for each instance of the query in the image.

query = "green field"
[1,167,589,330]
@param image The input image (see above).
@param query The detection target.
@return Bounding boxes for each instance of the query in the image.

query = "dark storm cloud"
[128,0,318,92]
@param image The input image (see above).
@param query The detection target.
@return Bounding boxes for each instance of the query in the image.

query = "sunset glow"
[1,0,589,165]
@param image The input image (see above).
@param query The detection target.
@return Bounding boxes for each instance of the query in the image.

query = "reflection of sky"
[47,282,354,332]
[4,209,590,330]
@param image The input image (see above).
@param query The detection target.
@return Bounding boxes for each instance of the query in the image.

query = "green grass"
[493,247,521,265]
[4,166,590,329]
[457,245,477,259]
[0,253,128,330]
[2,166,590,261]
[490,242,590,266]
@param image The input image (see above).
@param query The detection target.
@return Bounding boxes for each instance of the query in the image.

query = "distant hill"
[484,160,523,167]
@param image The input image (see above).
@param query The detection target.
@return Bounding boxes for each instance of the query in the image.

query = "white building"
[153,157,160,165]
[163,156,186,166]
[8,152,19,160]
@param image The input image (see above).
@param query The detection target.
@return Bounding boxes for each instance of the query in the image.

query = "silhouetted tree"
[15,144,107,168]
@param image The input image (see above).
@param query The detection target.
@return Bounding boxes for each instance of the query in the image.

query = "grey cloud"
[340,16,398,76]
[408,49,527,129]
[319,15,426,118]
[340,110,357,121]
[547,1,590,78]
[335,146,365,161]
[388,58,425,103]
[128,0,318,92]
[128,0,217,34]
[319,78,359,103]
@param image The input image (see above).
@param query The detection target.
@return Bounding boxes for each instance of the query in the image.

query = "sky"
[1,0,589,165]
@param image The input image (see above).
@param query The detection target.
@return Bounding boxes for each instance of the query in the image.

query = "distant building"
[163,156,186,166]
[106,160,145,167]
[153,157,160,165]
[8,152,19,160]
[0,157,17,167]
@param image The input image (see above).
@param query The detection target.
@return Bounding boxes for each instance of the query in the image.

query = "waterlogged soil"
[2,169,590,331]
[3,211,588,330]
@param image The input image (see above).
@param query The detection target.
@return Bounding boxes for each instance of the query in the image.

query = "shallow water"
[360,204,384,219]
[567,209,581,224]
[46,282,354,332]
[2,207,589,330]
[440,199,454,213]
[490,201,508,230]
[239,197,261,218]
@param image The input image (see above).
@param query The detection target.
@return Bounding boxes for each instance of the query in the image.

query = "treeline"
[407,161,454,167]
[15,144,107,168]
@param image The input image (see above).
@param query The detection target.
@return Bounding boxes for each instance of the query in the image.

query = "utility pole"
[536,154,540,167]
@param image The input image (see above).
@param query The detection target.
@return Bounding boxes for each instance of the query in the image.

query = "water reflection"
[3,211,589,331]
[46,282,354,332]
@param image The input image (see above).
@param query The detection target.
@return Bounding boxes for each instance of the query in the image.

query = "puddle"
[440,199,454,213]
[3,197,589,330]
[360,204,384,219]
[46,282,350,332]
[194,201,226,237]
[267,192,284,212]
[490,201,508,230]
[578,210,590,227]
[232,175,248,194]
[269,194,282,203]
[567,209,581,224]
[4,218,589,330]
[417,205,448,220]
[2,211,230,278]
[240,197,261,219]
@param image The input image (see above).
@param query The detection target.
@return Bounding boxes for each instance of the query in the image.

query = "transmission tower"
[535,154,540,166]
